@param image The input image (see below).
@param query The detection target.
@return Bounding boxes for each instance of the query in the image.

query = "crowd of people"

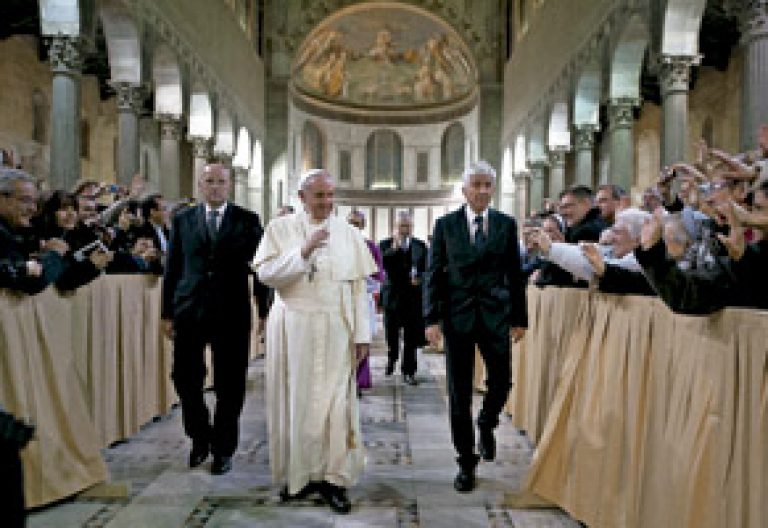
[0,169,182,295]
[520,129,768,315]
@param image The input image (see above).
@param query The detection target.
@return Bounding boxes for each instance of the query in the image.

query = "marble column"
[608,97,639,193]
[190,137,211,201]
[47,35,82,191]
[548,147,568,199]
[528,160,548,214]
[740,1,768,150]
[660,55,699,167]
[158,115,182,200]
[573,124,597,188]
[234,168,249,208]
[514,173,529,219]
[114,82,144,187]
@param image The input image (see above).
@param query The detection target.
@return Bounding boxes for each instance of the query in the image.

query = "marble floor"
[27,339,579,528]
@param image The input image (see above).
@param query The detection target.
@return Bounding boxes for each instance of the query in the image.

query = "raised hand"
[41,238,69,256]
[580,242,606,277]
[716,201,746,261]
[640,211,663,250]
[301,228,329,260]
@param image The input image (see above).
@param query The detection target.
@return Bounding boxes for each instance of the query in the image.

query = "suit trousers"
[0,441,25,528]
[443,322,511,466]
[172,315,251,456]
[384,307,420,375]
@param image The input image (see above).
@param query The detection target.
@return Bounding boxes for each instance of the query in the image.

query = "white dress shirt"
[204,202,228,232]
[465,206,489,244]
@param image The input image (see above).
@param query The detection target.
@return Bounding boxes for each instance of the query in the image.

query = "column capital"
[190,137,212,159]
[659,54,701,96]
[548,146,569,168]
[740,1,768,43]
[157,114,182,141]
[527,158,549,173]
[46,35,83,74]
[213,152,233,166]
[572,124,598,151]
[608,97,641,130]
[112,82,145,113]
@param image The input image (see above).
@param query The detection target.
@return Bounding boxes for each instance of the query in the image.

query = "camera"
[72,239,109,262]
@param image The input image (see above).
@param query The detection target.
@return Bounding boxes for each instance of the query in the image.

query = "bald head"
[199,163,231,207]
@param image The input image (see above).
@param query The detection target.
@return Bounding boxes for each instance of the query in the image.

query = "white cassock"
[252,211,377,494]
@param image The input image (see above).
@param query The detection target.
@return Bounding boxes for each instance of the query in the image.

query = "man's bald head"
[198,163,231,207]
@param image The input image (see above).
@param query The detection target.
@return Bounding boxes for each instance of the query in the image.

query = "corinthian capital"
[112,82,145,112]
[740,1,768,43]
[659,55,701,96]
[157,114,182,141]
[46,35,83,74]
[608,97,640,129]
[190,137,212,159]
[572,124,598,151]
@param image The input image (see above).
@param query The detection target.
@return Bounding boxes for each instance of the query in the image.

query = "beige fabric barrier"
[513,287,768,528]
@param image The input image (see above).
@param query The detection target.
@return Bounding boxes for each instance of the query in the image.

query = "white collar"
[465,205,489,224]
[204,202,228,217]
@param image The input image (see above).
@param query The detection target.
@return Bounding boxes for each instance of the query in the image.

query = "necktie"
[207,210,219,242]
[473,215,486,249]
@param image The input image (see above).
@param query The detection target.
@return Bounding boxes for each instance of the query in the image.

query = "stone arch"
[442,122,466,184]
[214,106,235,156]
[548,101,570,148]
[662,0,707,56]
[234,127,252,169]
[250,139,263,187]
[301,120,325,172]
[573,57,602,127]
[152,44,183,117]
[99,0,142,83]
[188,81,213,139]
[366,129,403,190]
[609,14,649,100]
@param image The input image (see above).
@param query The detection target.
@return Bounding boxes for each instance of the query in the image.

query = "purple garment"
[357,238,383,391]
[357,355,372,389]
[365,238,385,282]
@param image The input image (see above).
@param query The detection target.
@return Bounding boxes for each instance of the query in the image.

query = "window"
[365,130,402,190]
[339,149,351,182]
[441,122,465,183]
[301,120,325,171]
[416,152,429,184]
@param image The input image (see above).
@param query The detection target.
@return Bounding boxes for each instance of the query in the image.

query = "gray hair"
[462,160,497,185]
[0,167,34,194]
[614,207,651,241]
[299,168,333,191]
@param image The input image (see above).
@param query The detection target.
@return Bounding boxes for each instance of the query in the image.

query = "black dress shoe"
[280,482,317,502]
[188,443,209,468]
[319,482,351,514]
[403,374,418,386]
[478,427,496,461]
[454,466,476,493]
[211,455,232,475]
[385,360,395,376]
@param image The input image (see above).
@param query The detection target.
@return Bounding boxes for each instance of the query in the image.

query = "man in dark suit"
[161,164,264,475]
[425,161,527,493]
[138,193,169,256]
[379,211,427,385]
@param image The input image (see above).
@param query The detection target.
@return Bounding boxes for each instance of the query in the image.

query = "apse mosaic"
[291,2,478,110]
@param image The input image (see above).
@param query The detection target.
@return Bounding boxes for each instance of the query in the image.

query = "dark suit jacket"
[425,206,527,334]
[161,203,265,330]
[379,236,427,315]
[0,219,65,294]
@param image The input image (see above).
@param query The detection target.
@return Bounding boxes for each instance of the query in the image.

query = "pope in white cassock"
[252,169,376,514]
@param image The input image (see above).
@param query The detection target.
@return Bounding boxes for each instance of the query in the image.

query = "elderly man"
[425,160,527,493]
[253,169,376,514]
[532,207,655,296]
[379,211,427,384]
[0,168,68,293]
[161,164,264,476]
